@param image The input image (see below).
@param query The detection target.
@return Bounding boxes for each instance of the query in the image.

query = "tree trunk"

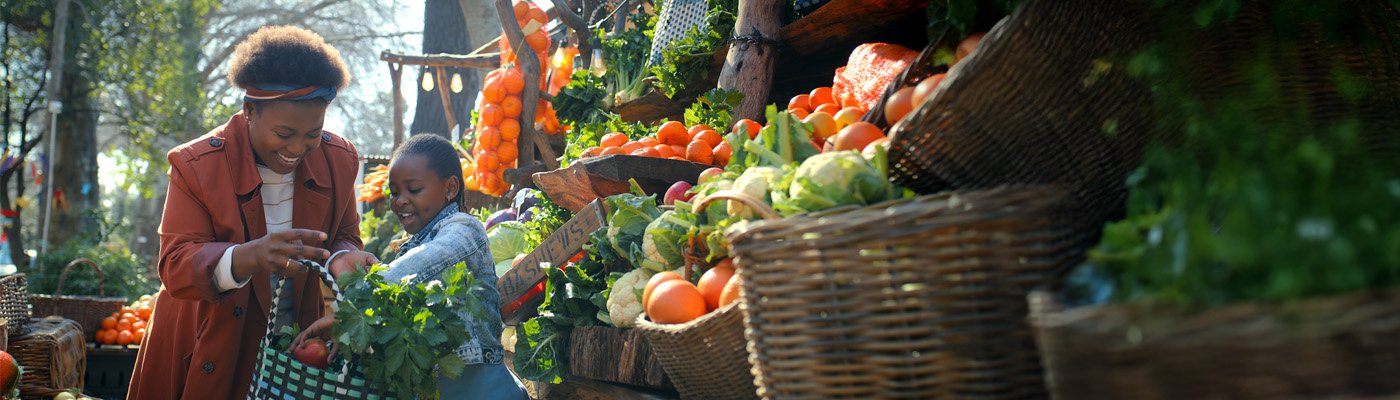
[717,0,785,121]
[410,0,477,140]
[49,70,99,247]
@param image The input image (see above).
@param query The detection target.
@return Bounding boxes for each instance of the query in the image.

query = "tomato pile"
[95,295,155,347]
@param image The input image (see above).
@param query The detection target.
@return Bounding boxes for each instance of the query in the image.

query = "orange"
[813,103,841,116]
[653,144,676,158]
[804,111,839,141]
[719,275,742,308]
[686,141,714,164]
[691,130,722,148]
[630,147,660,158]
[583,146,601,158]
[834,122,886,152]
[122,307,134,315]
[138,306,153,320]
[733,119,762,139]
[809,87,834,107]
[912,73,945,108]
[712,141,733,166]
[599,147,624,156]
[833,107,864,130]
[497,141,519,162]
[502,68,526,95]
[687,124,713,138]
[102,316,117,330]
[465,174,480,191]
[526,29,550,54]
[479,126,502,148]
[788,108,810,120]
[118,330,134,346]
[482,78,507,104]
[643,271,683,306]
[479,103,504,127]
[117,319,132,332]
[133,327,146,344]
[478,152,500,170]
[639,137,660,148]
[524,7,548,30]
[956,33,985,64]
[132,320,146,331]
[646,280,706,324]
[657,121,689,146]
[512,0,530,20]
[670,145,686,157]
[697,260,736,311]
[498,118,521,142]
[885,87,916,125]
[600,132,628,148]
[501,95,523,118]
[620,141,645,154]
[788,94,811,112]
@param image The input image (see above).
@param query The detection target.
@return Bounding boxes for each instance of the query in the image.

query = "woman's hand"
[329,251,379,280]
[293,315,338,366]
[231,229,332,281]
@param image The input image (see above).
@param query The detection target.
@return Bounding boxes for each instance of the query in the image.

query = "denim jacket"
[380,205,505,365]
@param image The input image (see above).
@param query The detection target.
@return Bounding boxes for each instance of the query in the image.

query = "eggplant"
[485,209,518,231]
[512,189,541,214]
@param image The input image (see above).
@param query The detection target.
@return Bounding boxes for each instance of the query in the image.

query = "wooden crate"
[568,326,672,391]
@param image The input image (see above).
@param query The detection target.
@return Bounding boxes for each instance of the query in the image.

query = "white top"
[213,166,296,291]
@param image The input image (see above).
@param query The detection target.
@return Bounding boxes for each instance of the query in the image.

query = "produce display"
[94,295,155,347]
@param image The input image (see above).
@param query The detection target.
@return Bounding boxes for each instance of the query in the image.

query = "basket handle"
[692,189,781,221]
[55,258,103,297]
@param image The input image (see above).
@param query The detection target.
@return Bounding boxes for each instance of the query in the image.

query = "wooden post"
[717,0,784,121]
[434,66,458,134]
[387,61,405,148]
[551,0,593,63]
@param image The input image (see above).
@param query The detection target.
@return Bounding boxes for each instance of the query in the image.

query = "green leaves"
[652,0,737,98]
[332,263,485,398]
[683,88,744,131]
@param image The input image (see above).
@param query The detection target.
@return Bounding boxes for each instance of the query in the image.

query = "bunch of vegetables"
[652,0,737,97]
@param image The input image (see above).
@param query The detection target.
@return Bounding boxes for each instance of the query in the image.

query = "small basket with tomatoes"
[30,259,129,341]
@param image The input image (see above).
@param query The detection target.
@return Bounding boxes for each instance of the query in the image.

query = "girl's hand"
[293,315,338,362]
[329,251,379,279]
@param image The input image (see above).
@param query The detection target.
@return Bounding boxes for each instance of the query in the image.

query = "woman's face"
[388,154,459,234]
[244,101,328,174]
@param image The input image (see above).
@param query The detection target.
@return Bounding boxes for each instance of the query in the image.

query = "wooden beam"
[387,61,405,148]
[718,0,785,121]
[434,66,458,134]
[379,50,501,69]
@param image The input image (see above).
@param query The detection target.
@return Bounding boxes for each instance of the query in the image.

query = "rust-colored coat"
[128,112,362,399]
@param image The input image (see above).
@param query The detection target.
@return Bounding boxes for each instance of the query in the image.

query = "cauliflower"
[607,268,654,327]
[729,166,784,218]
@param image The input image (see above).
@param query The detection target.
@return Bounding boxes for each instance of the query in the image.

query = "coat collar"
[218,111,332,197]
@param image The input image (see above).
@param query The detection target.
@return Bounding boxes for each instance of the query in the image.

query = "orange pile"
[468,67,525,197]
[580,121,733,166]
[356,164,389,203]
[644,260,741,325]
[96,295,155,347]
[787,87,877,150]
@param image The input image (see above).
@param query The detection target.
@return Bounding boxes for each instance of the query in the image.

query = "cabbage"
[639,210,697,272]
[776,151,896,215]
[729,166,785,218]
[487,221,531,264]
[603,189,662,269]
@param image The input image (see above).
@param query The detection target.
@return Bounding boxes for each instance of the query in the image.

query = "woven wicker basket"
[886,0,1158,237]
[30,259,127,339]
[726,186,1078,399]
[0,274,29,336]
[13,317,85,399]
[1029,288,1400,399]
[630,191,769,400]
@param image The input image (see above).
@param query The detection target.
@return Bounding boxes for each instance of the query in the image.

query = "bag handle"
[55,258,103,296]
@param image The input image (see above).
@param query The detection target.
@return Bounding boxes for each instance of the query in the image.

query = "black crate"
[84,344,137,399]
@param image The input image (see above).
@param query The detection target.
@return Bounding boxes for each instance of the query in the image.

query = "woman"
[128,26,377,399]
[296,134,528,399]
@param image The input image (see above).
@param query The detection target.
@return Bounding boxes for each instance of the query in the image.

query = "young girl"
[300,134,527,399]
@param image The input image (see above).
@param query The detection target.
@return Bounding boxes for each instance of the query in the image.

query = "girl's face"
[388,154,459,234]
[244,101,328,174]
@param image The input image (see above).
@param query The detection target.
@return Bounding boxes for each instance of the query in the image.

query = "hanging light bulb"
[421,70,435,91]
[450,72,464,93]
[590,48,607,77]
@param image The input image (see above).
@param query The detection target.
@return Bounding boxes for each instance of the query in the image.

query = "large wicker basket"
[0,274,29,336]
[1029,288,1400,399]
[30,259,127,338]
[886,0,1158,237]
[726,186,1078,399]
[13,317,85,399]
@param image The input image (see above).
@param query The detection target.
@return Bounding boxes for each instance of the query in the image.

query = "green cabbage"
[487,221,531,264]
[603,187,662,269]
[776,151,896,215]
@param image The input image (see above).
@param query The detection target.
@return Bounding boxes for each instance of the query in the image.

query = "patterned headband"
[244,84,337,103]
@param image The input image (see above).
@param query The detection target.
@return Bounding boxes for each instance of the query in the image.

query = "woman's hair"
[393,134,466,210]
[227,25,350,92]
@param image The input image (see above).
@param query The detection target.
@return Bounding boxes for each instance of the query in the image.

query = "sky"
[322,0,425,144]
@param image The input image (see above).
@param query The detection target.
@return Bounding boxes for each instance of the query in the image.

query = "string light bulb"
[450,72,464,93]
[421,70,435,91]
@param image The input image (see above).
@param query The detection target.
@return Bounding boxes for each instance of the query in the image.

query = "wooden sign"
[497,200,606,322]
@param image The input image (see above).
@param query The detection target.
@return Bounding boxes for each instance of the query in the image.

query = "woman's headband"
[244,84,337,103]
